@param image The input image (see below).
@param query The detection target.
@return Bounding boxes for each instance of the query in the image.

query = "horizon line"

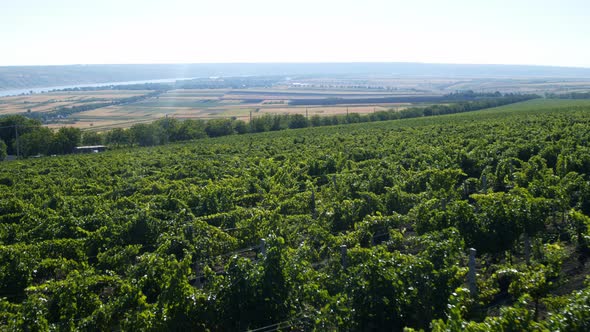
[1,61,590,70]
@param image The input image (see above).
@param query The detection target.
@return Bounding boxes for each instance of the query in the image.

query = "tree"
[310,115,322,127]
[270,115,286,131]
[129,123,163,147]
[0,115,43,154]
[81,132,103,146]
[288,114,309,129]
[233,120,249,134]
[153,117,181,144]
[250,115,272,133]
[49,127,81,154]
[0,139,6,161]
[174,119,207,141]
[17,127,53,156]
[105,128,131,147]
[205,119,234,137]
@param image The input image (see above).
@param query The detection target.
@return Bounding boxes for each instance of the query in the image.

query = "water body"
[0,77,196,97]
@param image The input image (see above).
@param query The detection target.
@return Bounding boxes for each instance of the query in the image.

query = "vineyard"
[2,100,590,330]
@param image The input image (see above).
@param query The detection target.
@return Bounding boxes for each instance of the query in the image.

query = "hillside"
[2,100,590,330]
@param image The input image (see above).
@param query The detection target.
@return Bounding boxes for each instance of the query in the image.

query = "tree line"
[55,76,284,92]
[0,116,83,157]
[545,91,590,99]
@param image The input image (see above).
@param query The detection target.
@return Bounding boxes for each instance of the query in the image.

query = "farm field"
[7,87,427,129]
[2,99,590,330]
[76,102,398,122]
[281,76,590,94]
[0,90,149,115]
[3,74,590,130]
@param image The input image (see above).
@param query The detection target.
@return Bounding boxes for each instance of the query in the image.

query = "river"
[0,77,196,97]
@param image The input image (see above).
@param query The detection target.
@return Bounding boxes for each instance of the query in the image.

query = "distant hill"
[1,62,590,90]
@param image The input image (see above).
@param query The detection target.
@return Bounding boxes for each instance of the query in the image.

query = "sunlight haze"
[1,0,589,67]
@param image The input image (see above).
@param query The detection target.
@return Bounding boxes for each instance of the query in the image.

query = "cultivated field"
[0,90,149,115]
[284,76,590,94]
[34,88,421,129]
[3,75,590,130]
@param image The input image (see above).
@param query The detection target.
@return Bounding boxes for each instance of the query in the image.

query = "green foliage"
[81,131,103,146]
[49,127,81,154]
[18,127,53,156]
[105,127,131,147]
[204,118,234,137]
[2,99,590,329]
[288,114,309,129]
[0,115,44,155]
[129,123,164,146]
[0,139,6,160]
[547,285,590,331]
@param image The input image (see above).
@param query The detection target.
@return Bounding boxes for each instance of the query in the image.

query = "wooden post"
[524,233,531,265]
[481,174,487,192]
[194,263,202,288]
[468,248,477,296]
[340,245,348,269]
[311,188,317,219]
[260,239,267,257]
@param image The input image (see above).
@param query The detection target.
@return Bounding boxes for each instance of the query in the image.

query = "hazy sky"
[1,0,589,67]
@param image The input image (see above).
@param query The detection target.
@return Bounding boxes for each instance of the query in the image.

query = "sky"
[1,0,589,67]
